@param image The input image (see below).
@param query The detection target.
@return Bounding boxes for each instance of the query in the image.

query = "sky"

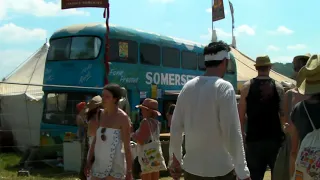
[0,0,319,79]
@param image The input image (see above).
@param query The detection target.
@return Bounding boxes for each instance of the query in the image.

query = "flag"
[229,1,235,29]
[212,0,225,22]
[61,0,108,9]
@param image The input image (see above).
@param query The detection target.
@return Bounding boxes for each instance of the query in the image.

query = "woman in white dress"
[85,84,133,180]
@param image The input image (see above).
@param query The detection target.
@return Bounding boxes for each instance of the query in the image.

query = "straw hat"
[135,98,161,116]
[85,95,102,113]
[254,55,272,67]
[297,54,320,95]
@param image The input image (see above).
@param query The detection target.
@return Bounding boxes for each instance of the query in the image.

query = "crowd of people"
[77,40,320,180]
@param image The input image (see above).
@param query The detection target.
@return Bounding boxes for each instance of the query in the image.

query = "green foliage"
[272,62,295,79]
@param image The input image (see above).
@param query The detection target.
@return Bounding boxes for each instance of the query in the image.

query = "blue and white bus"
[40,23,237,155]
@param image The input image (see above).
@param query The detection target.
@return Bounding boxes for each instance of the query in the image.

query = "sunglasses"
[101,127,107,141]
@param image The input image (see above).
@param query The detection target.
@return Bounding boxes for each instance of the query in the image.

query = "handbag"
[137,120,167,174]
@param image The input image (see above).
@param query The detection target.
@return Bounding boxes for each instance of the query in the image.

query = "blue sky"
[0,0,319,79]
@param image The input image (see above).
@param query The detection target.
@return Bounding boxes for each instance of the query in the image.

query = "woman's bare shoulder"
[117,109,130,124]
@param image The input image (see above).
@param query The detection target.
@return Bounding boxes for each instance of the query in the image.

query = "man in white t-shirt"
[168,41,250,180]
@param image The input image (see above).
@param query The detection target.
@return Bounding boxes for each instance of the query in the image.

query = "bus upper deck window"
[162,47,180,68]
[140,43,160,66]
[47,38,71,61]
[198,54,205,71]
[70,37,101,60]
[182,51,197,70]
[109,39,138,64]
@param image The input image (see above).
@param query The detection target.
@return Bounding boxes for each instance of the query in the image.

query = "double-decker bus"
[40,23,237,156]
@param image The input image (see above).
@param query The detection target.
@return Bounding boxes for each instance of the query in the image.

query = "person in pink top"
[132,98,161,180]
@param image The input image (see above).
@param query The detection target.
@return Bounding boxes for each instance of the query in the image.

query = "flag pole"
[211,0,217,42]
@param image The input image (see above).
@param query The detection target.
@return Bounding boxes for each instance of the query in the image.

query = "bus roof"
[51,23,205,51]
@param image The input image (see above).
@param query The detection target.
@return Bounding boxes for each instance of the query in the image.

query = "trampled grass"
[0,153,271,180]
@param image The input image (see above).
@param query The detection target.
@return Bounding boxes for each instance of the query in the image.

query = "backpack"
[293,101,320,180]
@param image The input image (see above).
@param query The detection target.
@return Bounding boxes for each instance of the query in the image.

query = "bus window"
[198,54,205,71]
[109,39,138,64]
[70,37,101,59]
[47,36,101,61]
[140,43,160,66]
[43,92,97,126]
[182,51,197,70]
[162,47,180,68]
[47,38,71,61]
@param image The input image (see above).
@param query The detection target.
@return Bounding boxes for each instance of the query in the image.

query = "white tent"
[0,43,48,151]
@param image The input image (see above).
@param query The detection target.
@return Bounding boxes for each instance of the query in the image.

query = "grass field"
[0,153,271,180]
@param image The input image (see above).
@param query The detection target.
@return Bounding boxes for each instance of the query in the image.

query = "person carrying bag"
[132,98,167,180]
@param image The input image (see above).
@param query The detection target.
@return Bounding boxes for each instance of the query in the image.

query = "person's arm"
[276,82,286,125]
[283,91,290,125]
[87,136,96,163]
[169,95,184,167]
[219,86,250,179]
[76,114,85,127]
[289,107,300,177]
[239,81,250,136]
[131,120,151,145]
[120,115,133,174]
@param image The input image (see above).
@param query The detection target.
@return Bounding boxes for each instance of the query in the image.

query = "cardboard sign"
[61,0,108,9]
[119,42,129,59]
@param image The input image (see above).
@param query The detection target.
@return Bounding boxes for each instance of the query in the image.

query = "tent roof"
[231,47,295,84]
[0,44,48,100]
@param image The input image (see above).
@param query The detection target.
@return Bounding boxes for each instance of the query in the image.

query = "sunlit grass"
[0,153,271,180]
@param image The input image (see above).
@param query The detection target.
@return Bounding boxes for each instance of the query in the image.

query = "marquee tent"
[231,47,295,90]
[0,43,48,151]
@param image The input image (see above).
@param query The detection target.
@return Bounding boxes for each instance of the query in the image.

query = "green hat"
[297,54,320,95]
[293,53,311,63]
[254,55,272,67]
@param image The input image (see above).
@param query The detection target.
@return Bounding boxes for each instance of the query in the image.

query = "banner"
[229,1,235,29]
[212,0,225,22]
[61,0,108,9]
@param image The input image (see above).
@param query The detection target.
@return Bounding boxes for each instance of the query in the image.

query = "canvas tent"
[231,47,295,90]
[0,43,48,151]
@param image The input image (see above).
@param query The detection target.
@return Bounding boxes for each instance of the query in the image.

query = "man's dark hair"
[203,41,231,68]
[256,66,270,72]
[103,83,123,103]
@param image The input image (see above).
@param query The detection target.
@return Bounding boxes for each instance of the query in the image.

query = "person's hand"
[125,170,133,180]
[84,161,92,177]
[283,123,291,134]
[169,155,182,180]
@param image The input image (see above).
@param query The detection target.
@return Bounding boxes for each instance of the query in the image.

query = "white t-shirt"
[169,76,250,179]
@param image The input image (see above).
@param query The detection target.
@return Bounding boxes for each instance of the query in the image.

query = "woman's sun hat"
[135,98,161,116]
[85,95,102,113]
[296,54,320,95]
